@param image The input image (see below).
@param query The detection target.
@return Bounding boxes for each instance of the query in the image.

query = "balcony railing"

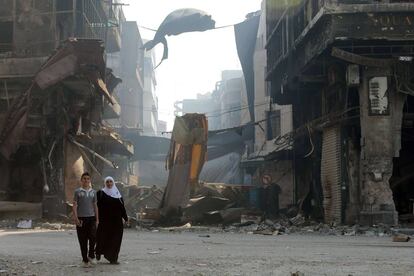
[0,0,122,58]
[266,0,414,73]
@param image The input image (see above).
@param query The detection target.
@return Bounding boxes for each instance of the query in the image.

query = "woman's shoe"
[110,261,120,265]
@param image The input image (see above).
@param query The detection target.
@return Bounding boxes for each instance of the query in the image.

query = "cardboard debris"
[17,220,32,229]
[392,233,411,242]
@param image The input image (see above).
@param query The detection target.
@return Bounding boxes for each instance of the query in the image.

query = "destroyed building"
[105,21,145,186]
[0,0,133,218]
[238,6,295,214]
[266,0,414,225]
[142,47,159,137]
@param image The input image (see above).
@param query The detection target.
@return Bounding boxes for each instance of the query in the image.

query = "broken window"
[266,110,281,140]
[0,21,13,53]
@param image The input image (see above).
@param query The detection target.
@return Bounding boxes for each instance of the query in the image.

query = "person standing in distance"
[72,172,99,267]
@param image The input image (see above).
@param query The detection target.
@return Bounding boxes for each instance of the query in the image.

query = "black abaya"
[96,191,128,263]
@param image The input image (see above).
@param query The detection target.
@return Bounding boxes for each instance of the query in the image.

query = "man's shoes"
[88,257,97,265]
[96,254,101,261]
[82,261,90,268]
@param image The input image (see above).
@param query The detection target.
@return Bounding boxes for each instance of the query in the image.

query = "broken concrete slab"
[220,208,244,224]
[183,196,230,222]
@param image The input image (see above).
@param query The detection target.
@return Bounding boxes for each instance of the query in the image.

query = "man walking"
[72,172,99,267]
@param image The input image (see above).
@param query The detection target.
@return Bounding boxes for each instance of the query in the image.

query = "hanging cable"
[304,125,314,158]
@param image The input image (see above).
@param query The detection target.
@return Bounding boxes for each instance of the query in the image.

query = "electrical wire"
[206,102,271,118]
[304,125,314,158]
[138,23,237,33]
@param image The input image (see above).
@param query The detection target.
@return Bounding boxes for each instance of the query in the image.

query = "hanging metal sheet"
[321,126,342,224]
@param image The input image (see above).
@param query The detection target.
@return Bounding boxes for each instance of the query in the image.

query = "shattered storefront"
[0,39,132,218]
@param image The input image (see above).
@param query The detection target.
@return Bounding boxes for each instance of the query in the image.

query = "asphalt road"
[0,229,413,276]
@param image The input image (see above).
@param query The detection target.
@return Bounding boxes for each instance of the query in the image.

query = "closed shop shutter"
[321,126,342,224]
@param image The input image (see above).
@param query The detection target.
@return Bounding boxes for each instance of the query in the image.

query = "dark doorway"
[391,95,414,223]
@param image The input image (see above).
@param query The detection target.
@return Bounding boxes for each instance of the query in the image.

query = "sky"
[123,0,262,130]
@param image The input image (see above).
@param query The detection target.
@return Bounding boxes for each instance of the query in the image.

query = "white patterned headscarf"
[102,176,122,199]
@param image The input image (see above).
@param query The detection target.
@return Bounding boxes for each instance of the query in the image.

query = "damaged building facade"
[0,0,133,218]
[240,4,295,214]
[106,21,164,187]
[266,0,414,225]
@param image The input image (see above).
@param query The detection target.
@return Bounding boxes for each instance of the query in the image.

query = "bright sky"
[123,0,262,130]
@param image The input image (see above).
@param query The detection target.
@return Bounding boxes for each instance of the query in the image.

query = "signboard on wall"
[369,77,389,115]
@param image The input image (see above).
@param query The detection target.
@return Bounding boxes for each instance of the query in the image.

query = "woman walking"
[96,177,128,264]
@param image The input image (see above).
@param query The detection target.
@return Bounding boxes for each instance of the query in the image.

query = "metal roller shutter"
[321,126,342,224]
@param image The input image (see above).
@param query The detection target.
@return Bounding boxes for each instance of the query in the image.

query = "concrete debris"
[40,222,71,230]
[125,186,163,217]
[220,208,244,224]
[218,216,400,238]
[183,196,230,222]
[137,208,161,227]
[253,229,277,236]
[1,219,74,230]
[240,213,262,225]
[392,234,411,242]
[156,223,193,232]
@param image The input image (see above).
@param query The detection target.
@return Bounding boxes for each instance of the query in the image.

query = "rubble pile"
[131,183,414,240]
[223,215,400,237]
[124,186,164,217]
[181,184,249,224]
[0,219,75,230]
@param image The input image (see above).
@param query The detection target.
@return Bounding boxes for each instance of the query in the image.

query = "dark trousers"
[76,216,96,262]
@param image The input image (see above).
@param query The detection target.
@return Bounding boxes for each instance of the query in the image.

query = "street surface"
[0,229,413,276]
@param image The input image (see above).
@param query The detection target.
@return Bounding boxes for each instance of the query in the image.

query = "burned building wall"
[14,0,56,57]
[359,67,406,225]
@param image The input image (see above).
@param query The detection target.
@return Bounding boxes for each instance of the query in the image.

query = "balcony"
[266,0,414,93]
